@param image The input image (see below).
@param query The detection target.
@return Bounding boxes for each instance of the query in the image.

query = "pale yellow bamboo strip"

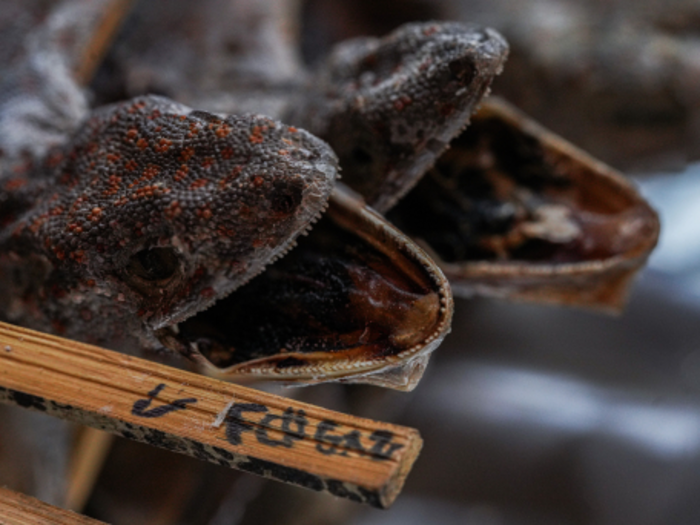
[73,0,135,85]
[0,487,106,525]
[65,428,115,512]
[0,322,422,508]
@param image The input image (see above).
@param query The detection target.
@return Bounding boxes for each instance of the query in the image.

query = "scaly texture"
[289,21,509,212]
[0,95,338,350]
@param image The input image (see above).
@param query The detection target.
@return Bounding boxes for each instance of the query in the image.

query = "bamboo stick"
[73,0,135,85]
[0,487,106,525]
[0,322,422,508]
[65,428,115,512]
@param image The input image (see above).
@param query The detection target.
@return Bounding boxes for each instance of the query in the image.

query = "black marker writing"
[222,403,404,461]
[131,383,197,418]
[225,402,267,445]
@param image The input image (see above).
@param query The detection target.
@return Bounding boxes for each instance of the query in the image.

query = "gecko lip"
[388,98,660,311]
[155,185,454,391]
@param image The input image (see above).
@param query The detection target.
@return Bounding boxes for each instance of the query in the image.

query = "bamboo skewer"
[65,428,115,512]
[0,487,106,525]
[72,0,136,85]
[0,322,422,508]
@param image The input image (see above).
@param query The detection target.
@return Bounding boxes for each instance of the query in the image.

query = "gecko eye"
[126,248,180,283]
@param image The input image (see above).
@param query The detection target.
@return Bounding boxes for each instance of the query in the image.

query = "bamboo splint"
[0,487,106,525]
[0,322,422,508]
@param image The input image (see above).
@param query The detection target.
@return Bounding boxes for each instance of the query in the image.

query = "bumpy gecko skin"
[0,95,338,349]
[289,22,509,212]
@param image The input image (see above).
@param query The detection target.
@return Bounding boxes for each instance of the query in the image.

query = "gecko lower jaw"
[154,186,453,388]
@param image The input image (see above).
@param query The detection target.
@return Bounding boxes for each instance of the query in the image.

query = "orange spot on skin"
[102,175,122,197]
[174,165,189,182]
[124,160,138,171]
[249,126,265,144]
[87,207,103,222]
[189,179,209,190]
[197,207,213,220]
[137,138,148,150]
[130,184,166,200]
[142,165,160,180]
[126,128,138,140]
[288,126,298,133]
[201,157,215,169]
[219,166,242,189]
[165,201,182,219]
[128,101,146,113]
[106,153,121,164]
[253,176,264,187]
[221,147,234,159]
[155,138,172,153]
[71,250,86,263]
[215,123,232,138]
[128,165,161,188]
[217,225,235,237]
[180,147,195,162]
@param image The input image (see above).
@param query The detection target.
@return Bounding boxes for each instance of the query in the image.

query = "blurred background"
[5,1,700,524]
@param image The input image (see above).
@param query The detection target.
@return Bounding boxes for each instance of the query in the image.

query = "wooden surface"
[73,0,135,85]
[66,428,115,512]
[0,321,422,508]
[0,487,106,525]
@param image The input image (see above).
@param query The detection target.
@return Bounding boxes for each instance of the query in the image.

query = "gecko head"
[303,21,509,212]
[17,95,338,334]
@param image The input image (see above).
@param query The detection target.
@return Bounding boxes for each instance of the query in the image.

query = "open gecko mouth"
[388,98,660,311]
[155,186,453,390]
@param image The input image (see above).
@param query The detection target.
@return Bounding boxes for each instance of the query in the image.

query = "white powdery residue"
[212,399,235,429]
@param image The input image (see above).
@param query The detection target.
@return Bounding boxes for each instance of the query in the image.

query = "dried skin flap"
[389,98,660,311]
[158,185,453,391]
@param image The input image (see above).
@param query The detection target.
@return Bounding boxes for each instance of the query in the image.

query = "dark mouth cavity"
[157,213,441,372]
[388,113,639,265]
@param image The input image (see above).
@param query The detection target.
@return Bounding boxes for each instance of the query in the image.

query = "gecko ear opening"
[155,185,453,391]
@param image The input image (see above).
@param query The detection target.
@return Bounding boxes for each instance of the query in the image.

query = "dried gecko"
[0,2,509,388]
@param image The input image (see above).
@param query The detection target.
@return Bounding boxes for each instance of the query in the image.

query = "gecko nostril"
[448,55,476,84]
[270,178,304,215]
